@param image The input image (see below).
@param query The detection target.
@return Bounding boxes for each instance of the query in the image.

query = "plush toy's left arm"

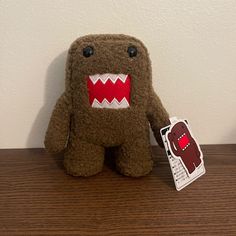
[44,93,71,153]
[146,88,170,147]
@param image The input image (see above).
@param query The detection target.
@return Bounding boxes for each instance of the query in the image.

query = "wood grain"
[0,145,235,235]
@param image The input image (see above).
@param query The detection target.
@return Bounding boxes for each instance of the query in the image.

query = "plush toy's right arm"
[44,93,71,153]
[146,88,170,148]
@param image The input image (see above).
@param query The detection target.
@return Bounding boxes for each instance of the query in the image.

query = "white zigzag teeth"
[182,143,190,151]
[178,133,186,141]
[92,98,130,109]
[89,73,128,84]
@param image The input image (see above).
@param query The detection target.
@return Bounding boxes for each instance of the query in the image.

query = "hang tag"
[160,117,205,191]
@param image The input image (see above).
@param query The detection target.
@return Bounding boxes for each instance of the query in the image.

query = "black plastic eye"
[127,46,137,57]
[83,46,94,57]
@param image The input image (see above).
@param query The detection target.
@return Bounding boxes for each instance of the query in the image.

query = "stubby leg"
[193,146,202,167]
[193,154,202,167]
[116,138,153,177]
[64,139,105,177]
[181,157,195,174]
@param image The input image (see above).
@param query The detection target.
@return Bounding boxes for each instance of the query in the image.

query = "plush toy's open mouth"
[87,73,131,109]
[178,133,190,151]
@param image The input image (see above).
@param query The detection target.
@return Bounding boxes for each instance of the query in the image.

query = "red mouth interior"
[87,75,131,105]
[178,134,190,149]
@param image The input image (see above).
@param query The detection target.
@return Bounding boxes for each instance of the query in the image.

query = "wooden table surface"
[0,145,235,236]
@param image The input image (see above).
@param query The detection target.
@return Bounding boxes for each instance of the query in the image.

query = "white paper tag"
[160,117,205,191]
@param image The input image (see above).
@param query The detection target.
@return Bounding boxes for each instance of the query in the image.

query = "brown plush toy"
[44,34,169,177]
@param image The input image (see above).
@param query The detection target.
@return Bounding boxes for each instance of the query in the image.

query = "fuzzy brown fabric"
[44,34,169,177]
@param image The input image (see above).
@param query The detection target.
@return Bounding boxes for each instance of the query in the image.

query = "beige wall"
[1,0,236,148]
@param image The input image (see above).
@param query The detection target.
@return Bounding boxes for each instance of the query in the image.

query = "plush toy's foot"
[64,140,105,177]
[116,139,153,177]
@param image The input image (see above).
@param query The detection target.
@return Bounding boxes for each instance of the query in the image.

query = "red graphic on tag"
[178,133,190,150]
[167,121,202,174]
